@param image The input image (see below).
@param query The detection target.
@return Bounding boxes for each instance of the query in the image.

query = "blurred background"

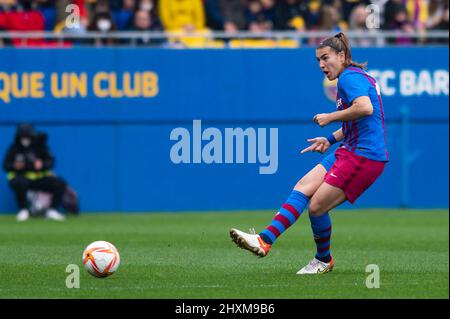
[0,0,449,47]
[0,0,448,214]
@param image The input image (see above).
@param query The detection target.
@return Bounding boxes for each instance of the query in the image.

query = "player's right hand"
[300,137,330,154]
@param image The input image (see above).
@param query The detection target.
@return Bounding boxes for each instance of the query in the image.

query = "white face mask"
[97,19,112,32]
[140,2,153,11]
[20,137,31,148]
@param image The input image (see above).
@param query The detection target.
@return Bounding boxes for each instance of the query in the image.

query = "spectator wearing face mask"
[3,124,67,221]
[87,0,117,46]
[88,11,116,32]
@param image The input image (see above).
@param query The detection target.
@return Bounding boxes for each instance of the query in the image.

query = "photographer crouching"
[3,123,68,221]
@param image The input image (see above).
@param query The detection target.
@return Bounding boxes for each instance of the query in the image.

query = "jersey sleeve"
[338,73,371,104]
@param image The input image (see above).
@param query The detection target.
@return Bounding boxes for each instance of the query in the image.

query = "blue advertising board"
[0,47,448,213]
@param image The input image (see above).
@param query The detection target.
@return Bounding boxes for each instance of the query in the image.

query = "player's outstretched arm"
[300,128,343,154]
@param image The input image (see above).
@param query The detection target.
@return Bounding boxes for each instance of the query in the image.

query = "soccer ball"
[82,241,120,278]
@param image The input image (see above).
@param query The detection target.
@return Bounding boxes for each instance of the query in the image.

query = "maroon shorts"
[324,148,386,204]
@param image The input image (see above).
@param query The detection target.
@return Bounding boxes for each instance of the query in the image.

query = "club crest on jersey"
[323,76,338,102]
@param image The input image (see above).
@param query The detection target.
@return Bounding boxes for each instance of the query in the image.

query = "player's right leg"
[297,182,346,274]
[230,161,329,257]
[297,148,385,274]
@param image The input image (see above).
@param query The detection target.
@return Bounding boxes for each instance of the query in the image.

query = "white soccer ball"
[82,241,120,278]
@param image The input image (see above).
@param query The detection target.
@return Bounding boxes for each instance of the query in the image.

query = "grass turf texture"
[0,210,448,299]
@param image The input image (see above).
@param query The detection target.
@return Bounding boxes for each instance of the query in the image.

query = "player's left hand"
[313,113,332,127]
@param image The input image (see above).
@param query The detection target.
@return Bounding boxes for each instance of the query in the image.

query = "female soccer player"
[230,32,388,274]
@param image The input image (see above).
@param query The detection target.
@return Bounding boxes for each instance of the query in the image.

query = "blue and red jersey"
[336,66,389,162]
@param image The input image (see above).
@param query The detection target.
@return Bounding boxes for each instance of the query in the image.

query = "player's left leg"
[230,163,327,257]
[258,163,328,246]
[230,152,337,258]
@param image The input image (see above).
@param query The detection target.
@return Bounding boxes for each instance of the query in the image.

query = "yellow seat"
[229,39,299,49]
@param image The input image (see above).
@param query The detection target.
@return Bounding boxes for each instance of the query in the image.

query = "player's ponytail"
[318,32,367,70]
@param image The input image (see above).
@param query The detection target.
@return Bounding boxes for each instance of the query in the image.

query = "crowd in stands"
[0,0,448,47]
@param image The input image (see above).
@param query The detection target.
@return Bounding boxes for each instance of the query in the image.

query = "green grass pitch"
[0,209,448,299]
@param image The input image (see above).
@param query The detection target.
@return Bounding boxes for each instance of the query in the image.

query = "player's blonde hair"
[317,32,368,70]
